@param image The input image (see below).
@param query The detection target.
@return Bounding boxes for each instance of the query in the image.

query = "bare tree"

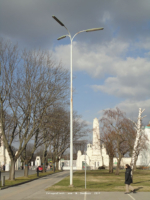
[130,108,148,178]
[0,39,69,180]
[100,108,136,175]
[44,107,88,172]
[101,131,116,173]
[73,140,88,159]
[20,129,47,177]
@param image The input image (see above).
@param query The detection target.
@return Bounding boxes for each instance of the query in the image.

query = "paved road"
[0,171,150,200]
[1,169,38,180]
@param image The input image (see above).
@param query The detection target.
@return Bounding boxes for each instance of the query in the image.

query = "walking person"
[3,164,5,171]
[125,164,135,194]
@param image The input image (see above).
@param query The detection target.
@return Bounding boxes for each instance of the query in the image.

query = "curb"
[0,170,63,190]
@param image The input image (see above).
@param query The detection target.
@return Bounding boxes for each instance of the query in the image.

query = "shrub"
[98,166,105,169]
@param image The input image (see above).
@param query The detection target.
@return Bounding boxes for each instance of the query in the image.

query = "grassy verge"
[0,170,61,189]
[46,169,150,192]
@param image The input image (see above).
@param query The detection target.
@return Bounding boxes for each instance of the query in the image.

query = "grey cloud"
[116,99,150,125]
[0,0,150,49]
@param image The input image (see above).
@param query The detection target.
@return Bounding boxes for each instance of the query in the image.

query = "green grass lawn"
[46,169,150,192]
[0,170,60,189]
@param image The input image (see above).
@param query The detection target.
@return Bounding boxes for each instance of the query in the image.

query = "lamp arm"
[72,30,87,41]
[64,26,71,40]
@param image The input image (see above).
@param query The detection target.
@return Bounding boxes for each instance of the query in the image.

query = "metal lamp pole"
[85,151,87,189]
[52,16,103,186]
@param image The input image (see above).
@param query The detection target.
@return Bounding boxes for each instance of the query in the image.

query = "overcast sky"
[0,0,150,140]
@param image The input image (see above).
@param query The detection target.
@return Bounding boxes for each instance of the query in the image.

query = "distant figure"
[3,164,5,171]
[124,164,135,194]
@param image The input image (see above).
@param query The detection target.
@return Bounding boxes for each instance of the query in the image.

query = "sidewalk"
[0,171,70,200]
[0,170,62,190]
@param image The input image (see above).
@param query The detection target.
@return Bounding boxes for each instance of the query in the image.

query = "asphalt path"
[0,171,150,200]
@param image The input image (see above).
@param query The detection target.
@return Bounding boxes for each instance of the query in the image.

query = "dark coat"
[125,168,132,184]
[3,165,5,171]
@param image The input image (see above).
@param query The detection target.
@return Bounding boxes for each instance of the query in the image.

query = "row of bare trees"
[0,38,88,180]
[40,108,88,173]
[100,107,148,175]
[19,107,88,176]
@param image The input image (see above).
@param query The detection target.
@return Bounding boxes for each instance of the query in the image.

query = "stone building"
[0,124,21,171]
[136,122,150,166]
[0,124,11,170]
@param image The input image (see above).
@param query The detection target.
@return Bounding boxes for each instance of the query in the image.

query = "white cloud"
[115,99,150,125]
[53,36,150,124]
[53,39,129,76]
[136,37,150,51]
[92,56,150,100]
[53,38,150,101]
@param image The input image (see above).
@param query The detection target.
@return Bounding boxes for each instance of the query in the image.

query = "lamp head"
[86,28,104,32]
[52,16,64,26]
[57,35,67,40]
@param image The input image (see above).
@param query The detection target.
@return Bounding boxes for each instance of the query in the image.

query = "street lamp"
[52,16,103,186]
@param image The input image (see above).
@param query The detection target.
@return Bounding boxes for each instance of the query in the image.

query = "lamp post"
[52,16,103,186]
[84,151,87,189]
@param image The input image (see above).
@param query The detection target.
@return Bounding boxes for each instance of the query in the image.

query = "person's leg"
[125,184,129,192]
[129,184,134,191]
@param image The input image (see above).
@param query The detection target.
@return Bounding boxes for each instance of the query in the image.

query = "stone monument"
[35,156,41,166]
[77,118,104,170]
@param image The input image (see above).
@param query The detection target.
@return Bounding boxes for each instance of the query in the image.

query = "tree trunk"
[43,160,46,173]
[24,160,29,177]
[132,156,138,183]
[53,162,55,173]
[56,160,59,171]
[9,159,16,180]
[133,156,138,172]
[42,156,46,173]
[42,147,47,173]
[115,156,122,175]
[102,156,104,166]
[109,155,113,173]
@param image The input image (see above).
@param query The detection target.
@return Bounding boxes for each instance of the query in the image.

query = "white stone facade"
[136,124,150,166]
[0,124,21,170]
[0,125,11,170]
[15,151,22,170]
[76,118,105,170]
